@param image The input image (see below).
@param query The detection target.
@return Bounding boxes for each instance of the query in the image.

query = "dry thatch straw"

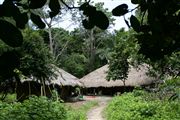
[50,67,83,87]
[22,66,83,87]
[79,65,156,88]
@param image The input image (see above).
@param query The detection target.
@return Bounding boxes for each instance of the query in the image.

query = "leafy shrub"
[0,94,16,103]
[105,92,180,120]
[160,77,180,100]
[0,96,67,120]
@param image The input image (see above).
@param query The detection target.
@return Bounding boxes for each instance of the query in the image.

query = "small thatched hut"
[79,65,157,95]
[17,67,82,101]
[50,67,83,100]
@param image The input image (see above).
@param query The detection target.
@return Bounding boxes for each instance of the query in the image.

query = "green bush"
[160,77,180,100]
[105,92,180,120]
[0,94,16,103]
[0,96,67,120]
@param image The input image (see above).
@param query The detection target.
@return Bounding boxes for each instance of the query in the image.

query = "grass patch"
[0,94,16,103]
[66,100,98,120]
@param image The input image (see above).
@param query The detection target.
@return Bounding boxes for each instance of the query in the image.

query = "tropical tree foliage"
[0,0,179,88]
[19,29,54,81]
[113,0,180,60]
[107,29,142,81]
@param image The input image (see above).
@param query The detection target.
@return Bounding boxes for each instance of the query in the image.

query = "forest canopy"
[0,0,179,82]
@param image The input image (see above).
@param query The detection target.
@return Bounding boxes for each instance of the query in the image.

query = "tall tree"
[107,29,141,81]
[20,29,54,81]
[70,1,115,72]
[0,0,179,84]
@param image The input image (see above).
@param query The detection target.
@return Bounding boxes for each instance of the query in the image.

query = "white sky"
[58,0,137,31]
[93,0,136,30]
[0,0,136,31]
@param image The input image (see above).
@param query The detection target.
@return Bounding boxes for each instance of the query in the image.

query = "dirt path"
[86,96,112,120]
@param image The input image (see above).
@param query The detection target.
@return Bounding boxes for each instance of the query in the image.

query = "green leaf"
[130,15,141,32]
[82,19,94,29]
[49,0,60,12]
[131,0,139,4]
[79,3,96,17]
[79,3,89,11]
[49,11,59,18]
[112,4,128,16]
[0,50,20,79]
[94,11,109,30]
[0,0,20,17]
[29,0,47,9]
[49,0,60,18]
[14,12,28,29]
[30,13,46,29]
[0,20,23,47]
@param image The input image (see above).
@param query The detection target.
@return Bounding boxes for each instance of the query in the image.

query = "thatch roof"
[22,66,82,87]
[50,67,82,87]
[79,65,156,88]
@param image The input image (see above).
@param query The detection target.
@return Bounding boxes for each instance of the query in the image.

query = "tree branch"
[60,0,79,9]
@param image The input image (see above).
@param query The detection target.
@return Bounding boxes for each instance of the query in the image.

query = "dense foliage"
[0,0,179,84]
[0,28,55,95]
[0,96,67,120]
[105,77,180,120]
[20,29,54,80]
[113,0,180,60]
[106,90,180,120]
[0,2,179,119]
[107,29,141,81]
[108,0,180,80]
[0,95,98,120]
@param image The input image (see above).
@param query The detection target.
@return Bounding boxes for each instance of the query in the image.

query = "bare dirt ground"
[85,96,112,120]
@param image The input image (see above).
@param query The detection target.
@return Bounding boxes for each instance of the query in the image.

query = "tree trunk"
[122,80,126,93]
[48,27,54,54]
[88,29,96,72]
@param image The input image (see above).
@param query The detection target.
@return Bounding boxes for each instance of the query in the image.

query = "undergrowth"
[105,77,180,120]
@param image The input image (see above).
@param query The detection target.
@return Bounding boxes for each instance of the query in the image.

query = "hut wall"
[82,86,134,96]
[60,86,72,101]
[16,81,53,102]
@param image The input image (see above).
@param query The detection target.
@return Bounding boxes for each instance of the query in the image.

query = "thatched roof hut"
[79,65,156,88]
[17,67,82,101]
[50,67,83,87]
[21,67,82,87]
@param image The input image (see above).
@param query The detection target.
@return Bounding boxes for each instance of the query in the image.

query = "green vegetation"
[66,100,98,120]
[0,96,67,120]
[0,95,98,120]
[0,94,16,103]
[105,78,180,120]
[106,93,180,120]
[0,0,179,119]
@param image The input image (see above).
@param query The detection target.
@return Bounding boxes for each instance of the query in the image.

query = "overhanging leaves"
[0,0,20,17]
[130,15,141,32]
[94,11,109,30]
[0,20,23,47]
[112,4,128,16]
[14,12,28,29]
[29,0,47,9]
[49,0,61,18]
[0,50,20,79]
[30,13,46,29]
[131,0,139,4]
[79,2,109,30]
[82,19,94,29]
